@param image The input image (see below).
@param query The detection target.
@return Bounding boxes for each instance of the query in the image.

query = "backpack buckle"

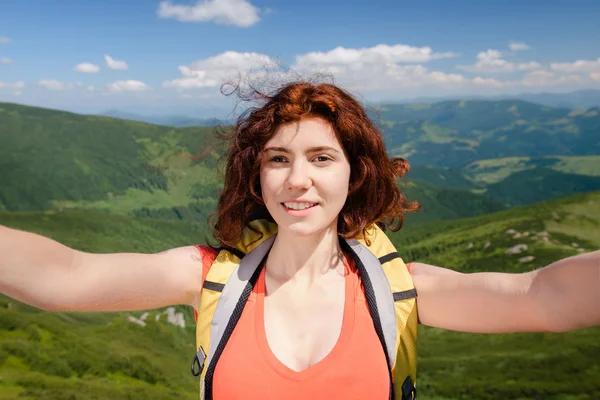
[191,346,207,377]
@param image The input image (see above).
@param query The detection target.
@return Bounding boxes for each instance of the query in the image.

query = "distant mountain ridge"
[100,109,226,127]
[397,89,600,110]
[97,90,600,127]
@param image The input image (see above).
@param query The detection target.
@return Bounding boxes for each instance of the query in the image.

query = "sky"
[1,0,600,117]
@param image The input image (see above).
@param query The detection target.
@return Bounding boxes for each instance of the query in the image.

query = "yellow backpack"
[191,219,418,400]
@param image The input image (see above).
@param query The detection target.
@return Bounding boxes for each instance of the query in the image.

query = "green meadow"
[1,191,599,399]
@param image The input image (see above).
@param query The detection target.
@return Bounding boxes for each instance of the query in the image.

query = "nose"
[286,159,312,190]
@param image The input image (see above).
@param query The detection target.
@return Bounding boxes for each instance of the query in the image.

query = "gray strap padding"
[201,234,276,399]
[344,238,397,367]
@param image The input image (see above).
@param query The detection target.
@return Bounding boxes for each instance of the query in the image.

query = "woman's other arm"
[411,250,600,333]
[0,225,204,312]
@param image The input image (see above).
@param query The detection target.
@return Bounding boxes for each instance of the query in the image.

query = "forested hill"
[2,100,600,225]
[376,100,600,168]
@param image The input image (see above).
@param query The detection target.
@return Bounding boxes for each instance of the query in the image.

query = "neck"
[266,224,345,285]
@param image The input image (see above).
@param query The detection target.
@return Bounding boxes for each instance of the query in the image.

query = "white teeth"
[283,202,316,210]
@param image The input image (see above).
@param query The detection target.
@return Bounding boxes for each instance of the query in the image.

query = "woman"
[1,82,599,400]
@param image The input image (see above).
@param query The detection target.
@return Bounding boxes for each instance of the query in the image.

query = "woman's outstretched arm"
[0,224,204,312]
[411,250,600,333]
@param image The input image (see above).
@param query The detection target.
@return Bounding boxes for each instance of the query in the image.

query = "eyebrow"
[264,146,341,154]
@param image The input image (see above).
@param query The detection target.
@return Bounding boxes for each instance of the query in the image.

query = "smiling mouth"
[281,202,319,211]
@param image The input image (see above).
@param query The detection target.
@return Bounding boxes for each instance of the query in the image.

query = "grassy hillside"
[2,100,599,230]
[464,155,600,184]
[0,101,521,226]
[0,102,221,212]
[378,101,600,168]
[484,168,600,207]
[1,192,599,399]
[402,180,506,225]
[404,165,480,191]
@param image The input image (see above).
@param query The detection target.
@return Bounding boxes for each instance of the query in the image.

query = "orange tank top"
[195,245,392,399]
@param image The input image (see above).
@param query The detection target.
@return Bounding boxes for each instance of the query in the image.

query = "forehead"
[265,117,342,150]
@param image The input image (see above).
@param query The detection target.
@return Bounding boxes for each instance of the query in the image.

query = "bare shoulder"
[157,244,203,264]
[408,261,462,292]
[156,245,205,308]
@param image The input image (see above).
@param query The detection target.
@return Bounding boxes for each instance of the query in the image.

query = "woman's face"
[260,117,351,237]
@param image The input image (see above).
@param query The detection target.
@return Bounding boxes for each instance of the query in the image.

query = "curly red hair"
[210,81,420,247]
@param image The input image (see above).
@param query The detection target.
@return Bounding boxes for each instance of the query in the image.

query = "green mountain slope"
[378,101,600,168]
[1,192,599,399]
[0,102,513,226]
[405,166,480,190]
[0,102,220,212]
[378,100,570,131]
[401,180,505,225]
[2,101,599,229]
[484,168,600,207]
[464,155,600,184]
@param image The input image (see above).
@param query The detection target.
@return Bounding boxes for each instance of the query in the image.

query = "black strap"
[401,376,417,400]
[340,240,395,400]
[201,247,248,293]
[203,254,266,400]
[378,252,401,265]
[203,280,225,292]
[393,288,417,301]
[220,246,246,260]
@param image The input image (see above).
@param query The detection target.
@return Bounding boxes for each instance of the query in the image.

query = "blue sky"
[1,0,600,117]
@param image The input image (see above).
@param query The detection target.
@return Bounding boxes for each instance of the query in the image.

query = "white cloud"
[104,54,129,70]
[550,58,600,73]
[0,57,12,64]
[13,90,21,96]
[283,45,463,93]
[509,42,530,51]
[0,81,24,89]
[107,80,149,93]
[87,85,95,92]
[591,72,600,81]
[472,76,515,88]
[163,51,277,90]
[386,64,466,85]
[295,44,457,70]
[162,45,464,96]
[157,0,260,27]
[521,69,582,87]
[458,49,540,73]
[39,80,82,91]
[74,63,100,73]
[0,36,10,44]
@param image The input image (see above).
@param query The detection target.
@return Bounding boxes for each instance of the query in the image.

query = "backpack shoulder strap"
[194,230,276,400]
[353,225,418,400]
